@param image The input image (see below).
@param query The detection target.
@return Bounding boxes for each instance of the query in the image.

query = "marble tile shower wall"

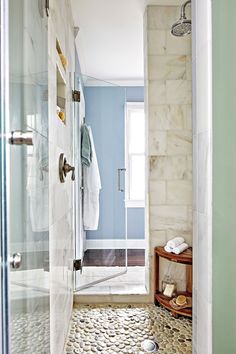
[48,1,75,353]
[144,6,192,294]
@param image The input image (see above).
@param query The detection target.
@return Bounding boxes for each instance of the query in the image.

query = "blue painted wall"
[84,86,144,240]
[126,87,144,102]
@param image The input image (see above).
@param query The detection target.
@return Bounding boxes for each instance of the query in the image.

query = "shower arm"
[180,0,191,19]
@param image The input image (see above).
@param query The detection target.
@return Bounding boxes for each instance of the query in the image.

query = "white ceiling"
[70,0,183,85]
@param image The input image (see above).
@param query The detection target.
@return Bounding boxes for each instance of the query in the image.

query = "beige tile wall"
[144,5,192,297]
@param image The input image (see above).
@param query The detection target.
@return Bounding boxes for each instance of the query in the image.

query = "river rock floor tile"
[11,311,50,354]
[65,304,192,354]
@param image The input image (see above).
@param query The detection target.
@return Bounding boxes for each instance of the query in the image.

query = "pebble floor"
[11,311,50,354]
[65,304,192,354]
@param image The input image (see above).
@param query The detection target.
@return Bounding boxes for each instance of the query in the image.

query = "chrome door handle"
[117,168,126,192]
[9,253,22,269]
[8,130,33,145]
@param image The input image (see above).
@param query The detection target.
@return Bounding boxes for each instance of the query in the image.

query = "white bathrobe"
[27,131,49,232]
[83,127,101,230]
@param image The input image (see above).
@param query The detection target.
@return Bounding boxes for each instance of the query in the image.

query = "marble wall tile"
[150,205,189,231]
[149,105,167,130]
[148,55,186,80]
[166,31,192,56]
[148,30,166,55]
[186,56,192,80]
[166,80,192,104]
[149,131,167,155]
[184,104,192,130]
[145,4,192,312]
[50,210,74,354]
[187,155,193,180]
[147,6,179,30]
[48,1,75,353]
[148,80,166,104]
[150,230,167,255]
[167,130,192,155]
[167,105,188,130]
[187,206,193,230]
[149,181,166,205]
[149,155,190,180]
[167,180,192,205]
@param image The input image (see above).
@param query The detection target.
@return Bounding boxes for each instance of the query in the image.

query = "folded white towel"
[173,243,188,255]
[167,237,185,249]
[164,245,172,253]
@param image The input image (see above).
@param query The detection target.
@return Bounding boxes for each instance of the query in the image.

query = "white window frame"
[125,102,145,208]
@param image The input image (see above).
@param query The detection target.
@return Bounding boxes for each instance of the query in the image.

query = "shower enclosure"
[1,0,49,353]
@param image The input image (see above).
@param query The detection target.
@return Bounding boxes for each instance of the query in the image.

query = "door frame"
[0,0,10,352]
[192,0,212,352]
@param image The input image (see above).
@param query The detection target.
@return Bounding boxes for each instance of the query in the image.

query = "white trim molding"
[125,102,145,208]
[85,239,146,250]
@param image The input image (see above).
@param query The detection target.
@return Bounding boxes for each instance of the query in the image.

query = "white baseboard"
[85,239,146,250]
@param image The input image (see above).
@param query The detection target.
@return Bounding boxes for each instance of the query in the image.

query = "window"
[125,102,145,208]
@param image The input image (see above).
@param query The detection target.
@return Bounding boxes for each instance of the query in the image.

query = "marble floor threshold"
[64,304,192,354]
[76,266,146,295]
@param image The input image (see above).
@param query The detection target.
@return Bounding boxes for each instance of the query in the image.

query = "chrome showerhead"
[171,0,191,37]
[171,18,191,37]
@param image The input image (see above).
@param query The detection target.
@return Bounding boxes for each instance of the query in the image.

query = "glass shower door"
[73,74,128,292]
[7,1,49,353]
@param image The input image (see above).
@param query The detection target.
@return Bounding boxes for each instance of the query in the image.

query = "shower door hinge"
[45,0,49,17]
[73,259,82,271]
[72,90,80,102]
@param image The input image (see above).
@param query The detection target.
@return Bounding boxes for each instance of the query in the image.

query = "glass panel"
[74,74,127,293]
[129,155,145,200]
[8,1,49,353]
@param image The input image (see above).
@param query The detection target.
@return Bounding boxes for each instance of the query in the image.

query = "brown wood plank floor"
[83,249,145,267]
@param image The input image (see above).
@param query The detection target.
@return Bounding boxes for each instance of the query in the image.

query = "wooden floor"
[83,249,145,267]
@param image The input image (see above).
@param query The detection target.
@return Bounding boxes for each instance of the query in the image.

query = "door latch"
[9,253,22,269]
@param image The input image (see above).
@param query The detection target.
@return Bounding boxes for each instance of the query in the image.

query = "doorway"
[73,73,147,295]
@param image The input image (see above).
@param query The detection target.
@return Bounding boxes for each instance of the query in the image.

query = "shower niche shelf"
[56,39,67,71]
[56,64,66,124]
[154,246,192,318]
[56,38,67,124]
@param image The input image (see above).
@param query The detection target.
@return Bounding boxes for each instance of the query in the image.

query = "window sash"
[125,102,145,208]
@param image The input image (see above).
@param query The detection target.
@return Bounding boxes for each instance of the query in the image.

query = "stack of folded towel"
[164,237,189,255]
